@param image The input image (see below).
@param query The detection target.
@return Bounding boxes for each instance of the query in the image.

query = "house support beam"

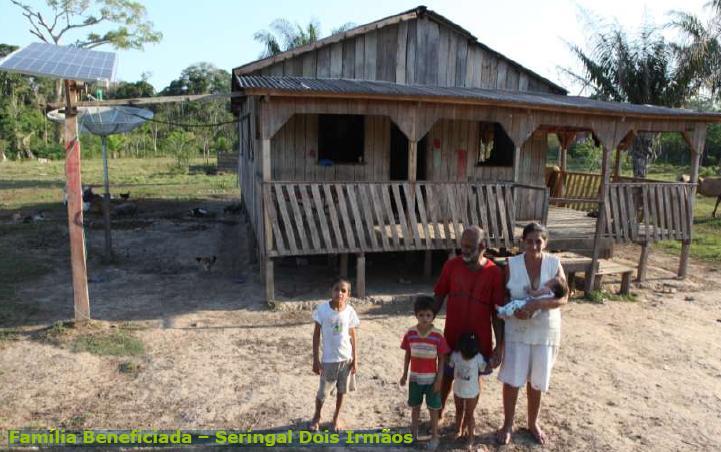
[637,242,650,282]
[340,254,349,278]
[356,253,366,298]
[423,250,433,278]
[613,147,622,181]
[586,143,612,294]
[260,100,275,301]
[264,258,274,303]
[679,128,706,278]
[586,124,632,294]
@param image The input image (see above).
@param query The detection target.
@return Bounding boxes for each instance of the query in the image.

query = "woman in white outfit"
[496,222,568,446]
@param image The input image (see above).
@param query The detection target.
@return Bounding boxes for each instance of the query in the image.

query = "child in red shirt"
[400,295,451,450]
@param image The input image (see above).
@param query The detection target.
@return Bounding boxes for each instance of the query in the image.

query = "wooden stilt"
[612,147,622,181]
[678,241,691,278]
[264,257,274,303]
[356,253,366,298]
[679,133,704,278]
[246,222,257,264]
[586,142,613,295]
[340,254,349,278]
[637,242,650,282]
[620,271,632,295]
[423,250,433,278]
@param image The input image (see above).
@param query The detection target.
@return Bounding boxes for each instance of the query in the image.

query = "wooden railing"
[604,182,692,243]
[262,182,515,257]
[547,170,602,211]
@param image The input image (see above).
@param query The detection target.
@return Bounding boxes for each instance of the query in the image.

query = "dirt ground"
[1,201,720,451]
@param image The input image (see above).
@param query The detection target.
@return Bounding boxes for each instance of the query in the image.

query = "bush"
[33,143,65,160]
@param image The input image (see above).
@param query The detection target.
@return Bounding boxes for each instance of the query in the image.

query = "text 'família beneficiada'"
[8,428,415,447]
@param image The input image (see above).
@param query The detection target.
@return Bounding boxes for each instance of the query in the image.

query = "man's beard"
[462,252,479,263]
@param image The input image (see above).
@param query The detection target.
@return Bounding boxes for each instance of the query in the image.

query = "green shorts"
[408,381,441,410]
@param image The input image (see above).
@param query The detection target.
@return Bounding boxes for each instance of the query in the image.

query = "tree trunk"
[630,134,655,179]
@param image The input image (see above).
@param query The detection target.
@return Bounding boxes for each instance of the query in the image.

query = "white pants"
[498,342,559,392]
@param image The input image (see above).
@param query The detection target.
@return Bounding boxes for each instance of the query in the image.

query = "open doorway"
[390,123,427,181]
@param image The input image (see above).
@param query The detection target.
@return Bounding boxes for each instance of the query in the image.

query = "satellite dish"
[47,106,154,259]
[47,106,153,135]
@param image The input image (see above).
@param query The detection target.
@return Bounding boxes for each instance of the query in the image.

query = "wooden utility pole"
[63,80,90,322]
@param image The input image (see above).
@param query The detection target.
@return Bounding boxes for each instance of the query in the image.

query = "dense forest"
[0,45,236,170]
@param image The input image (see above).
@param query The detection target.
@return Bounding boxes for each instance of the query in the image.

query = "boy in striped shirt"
[400,296,450,449]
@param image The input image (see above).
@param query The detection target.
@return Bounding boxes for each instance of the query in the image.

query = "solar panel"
[0,42,117,84]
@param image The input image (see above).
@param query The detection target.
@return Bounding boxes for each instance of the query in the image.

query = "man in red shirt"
[433,225,506,414]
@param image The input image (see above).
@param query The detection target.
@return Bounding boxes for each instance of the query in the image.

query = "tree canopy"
[253,18,355,57]
[9,0,162,49]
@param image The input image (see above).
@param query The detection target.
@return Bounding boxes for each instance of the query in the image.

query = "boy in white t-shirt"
[310,278,360,432]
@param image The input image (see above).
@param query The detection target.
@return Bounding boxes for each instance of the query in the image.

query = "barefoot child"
[400,296,450,450]
[448,332,490,449]
[310,278,359,432]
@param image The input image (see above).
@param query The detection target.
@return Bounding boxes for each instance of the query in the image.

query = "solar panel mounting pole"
[63,80,91,322]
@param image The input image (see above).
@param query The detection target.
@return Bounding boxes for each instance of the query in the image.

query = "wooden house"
[231,6,720,301]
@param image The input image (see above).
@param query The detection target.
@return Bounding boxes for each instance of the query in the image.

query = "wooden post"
[586,143,612,294]
[408,139,418,210]
[679,146,702,278]
[408,140,418,183]
[512,146,522,182]
[261,134,274,302]
[356,253,366,298]
[246,222,257,264]
[613,147,622,181]
[101,136,112,261]
[637,242,650,282]
[264,258,274,303]
[63,80,90,322]
[557,132,573,200]
[340,254,349,278]
[423,250,432,278]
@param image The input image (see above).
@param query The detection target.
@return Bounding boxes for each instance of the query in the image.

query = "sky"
[0,0,710,94]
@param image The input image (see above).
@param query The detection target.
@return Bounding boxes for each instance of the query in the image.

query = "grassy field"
[0,157,238,210]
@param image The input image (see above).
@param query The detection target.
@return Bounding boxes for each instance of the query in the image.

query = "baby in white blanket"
[496,277,568,319]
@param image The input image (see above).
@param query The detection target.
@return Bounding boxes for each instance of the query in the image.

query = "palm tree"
[669,1,721,98]
[565,21,694,177]
[254,19,355,58]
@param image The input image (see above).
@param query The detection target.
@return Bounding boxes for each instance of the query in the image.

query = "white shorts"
[498,342,559,392]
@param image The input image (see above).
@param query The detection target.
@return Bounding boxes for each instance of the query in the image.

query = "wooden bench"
[594,261,635,295]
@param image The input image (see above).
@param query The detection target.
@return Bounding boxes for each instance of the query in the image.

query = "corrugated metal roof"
[234,75,721,120]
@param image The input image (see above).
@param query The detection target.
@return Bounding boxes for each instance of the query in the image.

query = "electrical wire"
[128,112,237,128]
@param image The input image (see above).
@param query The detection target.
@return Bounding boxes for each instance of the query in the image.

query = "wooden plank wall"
[426,118,514,183]
[254,18,559,94]
[516,132,549,220]
[237,98,264,249]
[270,114,391,182]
